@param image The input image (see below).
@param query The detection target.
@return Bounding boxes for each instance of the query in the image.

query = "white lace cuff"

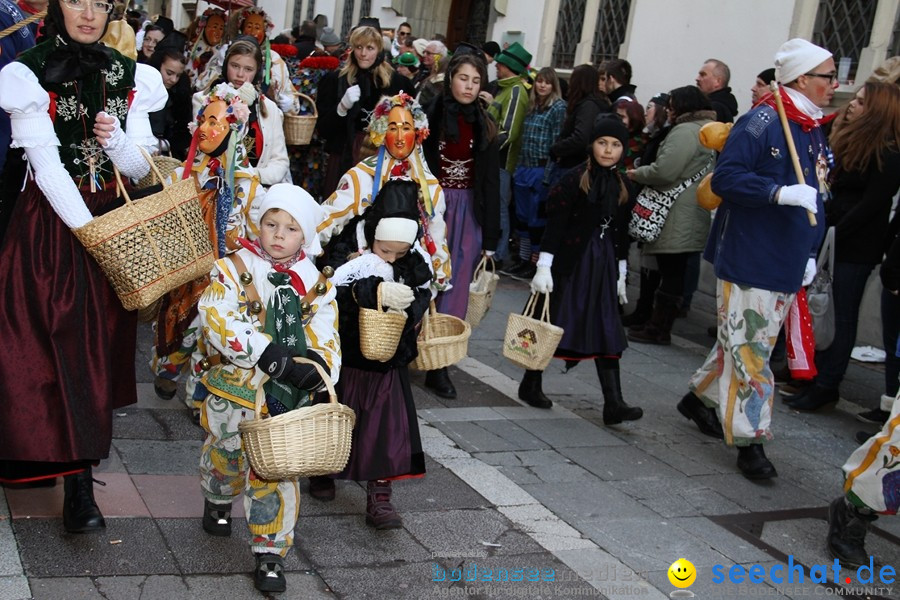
[10,111,60,149]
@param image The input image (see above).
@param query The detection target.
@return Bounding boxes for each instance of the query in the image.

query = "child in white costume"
[197,183,340,594]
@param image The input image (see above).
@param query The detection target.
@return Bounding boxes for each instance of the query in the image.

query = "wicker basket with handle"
[71,148,214,311]
[411,301,471,371]
[465,256,499,328]
[502,292,564,371]
[134,155,184,190]
[359,284,408,362]
[239,357,356,480]
[283,92,318,146]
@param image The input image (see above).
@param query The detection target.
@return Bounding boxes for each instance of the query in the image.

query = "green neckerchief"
[262,272,311,411]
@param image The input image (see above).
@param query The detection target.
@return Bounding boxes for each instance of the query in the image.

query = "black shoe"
[736,444,777,480]
[518,370,552,409]
[202,499,232,537]
[308,476,336,501]
[827,497,875,568]
[785,385,839,412]
[153,376,177,400]
[677,392,724,439]
[63,468,106,533]
[425,367,457,399]
[855,430,874,445]
[253,553,286,593]
[596,361,642,425]
[856,408,890,425]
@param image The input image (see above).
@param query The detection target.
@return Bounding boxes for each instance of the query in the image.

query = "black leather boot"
[621,267,660,328]
[785,384,839,411]
[677,391,724,439]
[425,367,457,399]
[595,360,643,425]
[827,497,876,568]
[628,291,682,345]
[736,444,777,480]
[63,467,106,533]
[518,370,552,409]
[202,498,232,536]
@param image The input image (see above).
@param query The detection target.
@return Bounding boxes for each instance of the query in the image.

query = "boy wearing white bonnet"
[196,183,340,594]
[678,39,833,481]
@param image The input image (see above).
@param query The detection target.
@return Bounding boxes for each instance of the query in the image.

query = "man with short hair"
[678,39,836,480]
[696,58,738,122]
[391,21,411,57]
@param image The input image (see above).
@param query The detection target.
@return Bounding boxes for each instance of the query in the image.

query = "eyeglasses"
[61,0,114,13]
[804,71,838,84]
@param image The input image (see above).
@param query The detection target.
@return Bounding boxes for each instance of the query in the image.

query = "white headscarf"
[256,183,325,256]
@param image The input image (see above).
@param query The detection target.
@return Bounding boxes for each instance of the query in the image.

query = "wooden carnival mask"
[241,13,266,45]
[385,106,416,160]
[198,99,231,156]
[204,14,225,46]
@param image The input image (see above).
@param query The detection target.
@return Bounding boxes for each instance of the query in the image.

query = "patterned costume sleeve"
[316,166,366,247]
[427,183,452,290]
[198,258,272,369]
[268,50,300,114]
[303,280,341,384]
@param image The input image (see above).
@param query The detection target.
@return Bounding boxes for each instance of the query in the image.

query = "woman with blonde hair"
[317,24,411,196]
[786,81,900,412]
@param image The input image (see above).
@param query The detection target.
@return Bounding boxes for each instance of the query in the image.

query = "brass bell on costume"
[322,266,335,278]
[249,300,263,314]
[240,272,253,285]
[199,358,212,371]
[300,301,311,314]
[315,282,327,295]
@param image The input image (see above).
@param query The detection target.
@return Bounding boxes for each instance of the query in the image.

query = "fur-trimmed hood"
[675,109,717,125]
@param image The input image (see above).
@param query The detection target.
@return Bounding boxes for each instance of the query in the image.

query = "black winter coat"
[550,96,610,169]
[335,251,433,372]
[708,87,738,123]
[422,98,502,251]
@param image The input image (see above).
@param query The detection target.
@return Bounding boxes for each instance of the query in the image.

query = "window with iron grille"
[591,0,631,65]
[813,0,877,81]
[359,0,372,21]
[341,0,357,40]
[307,0,315,21]
[551,0,587,69]
[891,5,900,60]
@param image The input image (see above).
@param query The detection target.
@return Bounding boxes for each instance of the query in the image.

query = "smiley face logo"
[668,558,696,588]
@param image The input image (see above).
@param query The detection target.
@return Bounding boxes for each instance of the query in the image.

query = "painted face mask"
[384,106,416,160]
[242,14,266,45]
[204,14,225,46]
[198,99,231,156]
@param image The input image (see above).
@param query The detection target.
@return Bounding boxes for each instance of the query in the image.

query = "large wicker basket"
[72,149,214,311]
[135,155,184,190]
[503,292,564,371]
[240,358,356,480]
[465,256,499,328]
[284,92,317,146]
[359,286,407,362]
[412,301,471,371]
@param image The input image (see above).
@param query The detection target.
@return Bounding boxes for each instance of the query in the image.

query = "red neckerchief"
[390,159,410,178]
[757,87,838,132]
[237,238,308,296]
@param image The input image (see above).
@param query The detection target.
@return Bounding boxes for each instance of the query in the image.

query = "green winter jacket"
[631,110,717,255]
[488,76,530,172]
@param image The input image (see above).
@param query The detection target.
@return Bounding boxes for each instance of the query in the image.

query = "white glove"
[337,84,361,116]
[379,281,414,309]
[483,250,495,257]
[531,266,553,294]
[617,259,628,305]
[802,257,817,286]
[777,184,818,214]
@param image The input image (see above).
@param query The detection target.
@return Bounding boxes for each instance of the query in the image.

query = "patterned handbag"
[628,160,711,243]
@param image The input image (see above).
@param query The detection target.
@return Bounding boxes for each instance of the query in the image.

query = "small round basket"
[359,286,407,362]
[412,301,471,371]
[134,155,183,190]
[284,93,318,146]
[239,357,356,480]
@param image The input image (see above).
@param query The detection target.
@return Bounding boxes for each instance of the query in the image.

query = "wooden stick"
[769,82,816,226]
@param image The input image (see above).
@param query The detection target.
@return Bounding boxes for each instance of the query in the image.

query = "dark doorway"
[446,0,491,51]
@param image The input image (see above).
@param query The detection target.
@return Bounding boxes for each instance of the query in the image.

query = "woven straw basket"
[135,155,183,190]
[503,292,564,371]
[412,301,471,371]
[284,93,317,146]
[72,149,215,311]
[359,286,407,362]
[465,256,499,328]
[240,357,356,480]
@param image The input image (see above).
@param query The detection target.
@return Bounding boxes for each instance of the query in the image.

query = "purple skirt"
[435,188,482,319]
[331,366,425,482]
[551,229,627,359]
